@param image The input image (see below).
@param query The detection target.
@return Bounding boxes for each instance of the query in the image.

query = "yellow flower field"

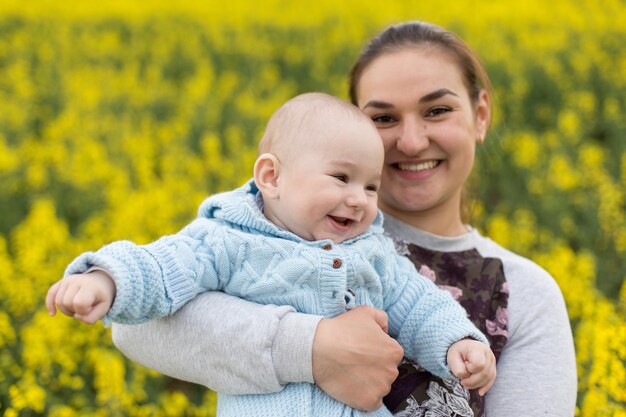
[0,0,624,416]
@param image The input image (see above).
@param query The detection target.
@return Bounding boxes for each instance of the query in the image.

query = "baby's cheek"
[366,207,379,225]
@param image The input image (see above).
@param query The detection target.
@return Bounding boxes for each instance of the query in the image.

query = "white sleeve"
[485,262,577,416]
[112,291,322,394]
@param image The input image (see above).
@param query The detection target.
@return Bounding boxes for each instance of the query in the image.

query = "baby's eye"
[365,184,379,192]
[332,174,348,183]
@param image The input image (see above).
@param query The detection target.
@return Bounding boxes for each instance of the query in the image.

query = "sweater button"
[322,244,332,250]
[332,259,342,268]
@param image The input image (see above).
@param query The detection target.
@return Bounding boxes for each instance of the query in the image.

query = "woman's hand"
[312,305,403,411]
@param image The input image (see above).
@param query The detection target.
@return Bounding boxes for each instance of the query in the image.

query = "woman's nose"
[396,118,429,155]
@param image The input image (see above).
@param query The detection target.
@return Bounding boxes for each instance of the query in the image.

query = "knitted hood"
[197,178,385,244]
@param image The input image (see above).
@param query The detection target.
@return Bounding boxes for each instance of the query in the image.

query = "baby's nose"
[347,188,367,209]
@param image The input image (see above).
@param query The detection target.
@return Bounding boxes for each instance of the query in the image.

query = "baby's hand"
[45,270,116,325]
[447,338,496,396]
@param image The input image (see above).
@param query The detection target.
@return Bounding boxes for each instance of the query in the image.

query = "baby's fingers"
[460,369,496,394]
[464,346,489,373]
[478,375,496,397]
[448,352,471,379]
[460,371,488,389]
[72,287,99,316]
[72,287,108,324]
[53,281,78,317]
[74,301,109,325]
[461,350,496,395]
[59,280,82,315]
[45,281,62,316]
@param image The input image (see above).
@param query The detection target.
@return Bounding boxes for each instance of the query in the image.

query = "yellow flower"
[548,155,579,191]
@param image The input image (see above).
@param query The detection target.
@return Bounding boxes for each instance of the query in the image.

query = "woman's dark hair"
[348,21,491,108]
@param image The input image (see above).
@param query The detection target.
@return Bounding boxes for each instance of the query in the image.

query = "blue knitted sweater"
[66,179,487,417]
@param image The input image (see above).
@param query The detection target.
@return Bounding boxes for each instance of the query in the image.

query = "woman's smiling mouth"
[396,160,441,172]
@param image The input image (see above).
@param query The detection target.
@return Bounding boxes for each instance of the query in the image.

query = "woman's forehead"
[357,50,466,103]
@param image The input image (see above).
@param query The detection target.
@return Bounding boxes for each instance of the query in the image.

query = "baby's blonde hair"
[258,92,373,159]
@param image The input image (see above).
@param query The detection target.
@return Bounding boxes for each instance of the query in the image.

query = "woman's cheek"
[375,128,395,150]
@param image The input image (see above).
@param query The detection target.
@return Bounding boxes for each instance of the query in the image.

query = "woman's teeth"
[397,160,439,172]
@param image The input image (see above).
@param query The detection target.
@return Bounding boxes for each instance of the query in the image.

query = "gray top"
[382,216,577,416]
[112,215,577,416]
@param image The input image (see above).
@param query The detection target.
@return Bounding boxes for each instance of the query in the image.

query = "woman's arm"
[112,292,403,411]
[485,265,577,416]
[112,291,318,393]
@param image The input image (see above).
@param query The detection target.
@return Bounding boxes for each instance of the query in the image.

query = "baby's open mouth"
[329,216,353,228]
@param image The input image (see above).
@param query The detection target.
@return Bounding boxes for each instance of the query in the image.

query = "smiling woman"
[356,48,489,236]
[345,21,574,416]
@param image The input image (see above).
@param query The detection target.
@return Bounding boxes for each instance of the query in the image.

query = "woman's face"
[356,47,490,235]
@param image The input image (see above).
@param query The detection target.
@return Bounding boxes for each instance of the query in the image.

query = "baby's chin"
[327,230,369,244]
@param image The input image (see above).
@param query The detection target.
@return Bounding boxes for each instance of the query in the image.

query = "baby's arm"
[46,270,116,324]
[381,242,491,381]
[50,218,227,324]
[388,277,490,381]
[447,338,496,396]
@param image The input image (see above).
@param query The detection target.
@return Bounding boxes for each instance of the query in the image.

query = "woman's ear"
[475,89,491,144]
[254,153,281,199]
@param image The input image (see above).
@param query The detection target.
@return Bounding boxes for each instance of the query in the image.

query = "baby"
[46,93,496,417]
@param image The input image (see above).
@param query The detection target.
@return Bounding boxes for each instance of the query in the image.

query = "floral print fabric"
[384,240,509,417]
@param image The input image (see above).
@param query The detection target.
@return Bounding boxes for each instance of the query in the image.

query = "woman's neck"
[380,203,467,237]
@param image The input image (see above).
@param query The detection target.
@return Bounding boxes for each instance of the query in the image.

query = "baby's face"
[270,117,384,243]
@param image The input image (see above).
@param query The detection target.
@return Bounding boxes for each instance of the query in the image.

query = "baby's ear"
[254,153,281,199]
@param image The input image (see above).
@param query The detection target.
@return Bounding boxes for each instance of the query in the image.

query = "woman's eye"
[371,114,396,124]
[426,107,450,117]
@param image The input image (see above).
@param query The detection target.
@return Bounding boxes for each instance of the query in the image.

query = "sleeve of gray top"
[484,261,577,416]
[111,291,322,394]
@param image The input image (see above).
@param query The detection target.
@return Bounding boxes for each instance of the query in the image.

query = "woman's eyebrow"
[419,88,458,103]
[362,100,393,110]
[362,88,459,110]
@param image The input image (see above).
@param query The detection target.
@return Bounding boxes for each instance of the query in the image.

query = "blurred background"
[0,0,624,416]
